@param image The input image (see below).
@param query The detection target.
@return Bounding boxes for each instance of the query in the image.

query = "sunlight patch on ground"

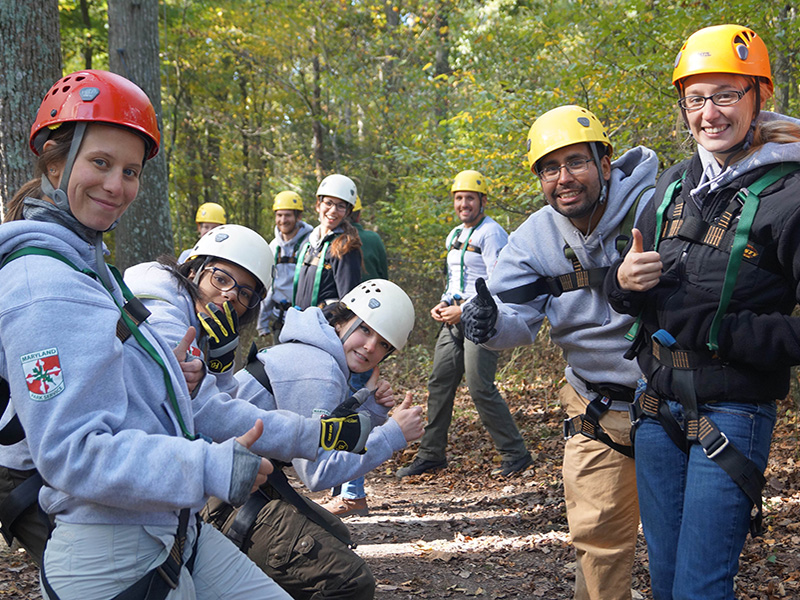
[355,530,570,559]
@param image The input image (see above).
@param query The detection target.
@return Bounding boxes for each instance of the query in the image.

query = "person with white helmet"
[396,170,532,480]
[0,69,300,599]
[608,24,800,599]
[257,191,313,340]
[321,194,389,518]
[203,279,423,600]
[293,174,362,309]
[461,106,658,600]
[177,201,227,263]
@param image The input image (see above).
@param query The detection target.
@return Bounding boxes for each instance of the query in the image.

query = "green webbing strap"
[707,163,800,351]
[108,265,197,440]
[446,216,486,293]
[292,241,310,305]
[292,237,331,307]
[310,240,331,307]
[2,247,196,441]
[624,178,682,342]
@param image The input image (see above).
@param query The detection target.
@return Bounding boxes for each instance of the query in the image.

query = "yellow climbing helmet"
[195,202,226,225]
[451,170,488,195]
[672,24,772,95]
[273,191,304,212]
[353,195,363,212]
[526,105,612,173]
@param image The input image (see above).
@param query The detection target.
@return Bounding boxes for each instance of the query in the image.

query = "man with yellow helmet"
[178,201,227,263]
[257,191,313,340]
[396,170,532,480]
[462,106,658,600]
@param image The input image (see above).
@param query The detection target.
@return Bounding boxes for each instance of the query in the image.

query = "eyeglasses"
[677,85,752,112]
[203,266,260,309]
[537,158,594,183]
[320,198,349,213]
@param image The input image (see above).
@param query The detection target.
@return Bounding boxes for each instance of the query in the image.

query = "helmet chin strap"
[339,317,362,345]
[589,142,608,205]
[40,122,88,215]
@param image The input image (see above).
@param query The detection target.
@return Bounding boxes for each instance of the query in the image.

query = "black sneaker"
[492,453,533,477]
[396,457,447,478]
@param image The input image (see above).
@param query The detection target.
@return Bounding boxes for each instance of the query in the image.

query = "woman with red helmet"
[608,25,800,598]
[0,71,297,599]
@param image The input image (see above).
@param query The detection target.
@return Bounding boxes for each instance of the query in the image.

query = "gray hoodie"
[486,146,659,398]
[123,261,325,463]
[0,216,247,526]
[235,307,407,491]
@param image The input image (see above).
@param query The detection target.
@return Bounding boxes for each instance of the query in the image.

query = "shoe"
[396,457,447,478]
[320,496,369,517]
[492,453,533,477]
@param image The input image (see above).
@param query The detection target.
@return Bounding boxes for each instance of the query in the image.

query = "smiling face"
[337,317,392,373]
[538,142,611,234]
[275,209,300,238]
[48,123,146,232]
[453,191,485,227]
[682,73,757,163]
[193,259,259,319]
[316,196,350,233]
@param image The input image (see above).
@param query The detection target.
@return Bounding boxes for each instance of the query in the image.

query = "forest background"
[1,0,799,352]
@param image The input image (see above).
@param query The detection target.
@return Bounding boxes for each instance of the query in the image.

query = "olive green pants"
[202,491,375,600]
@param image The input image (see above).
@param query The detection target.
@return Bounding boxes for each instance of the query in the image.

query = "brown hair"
[328,218,362,260]
[4,124,76,223]
[322,302,355,328]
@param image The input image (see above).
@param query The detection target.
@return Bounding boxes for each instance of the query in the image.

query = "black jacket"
[294,228,361,309]
[606,153,800,404]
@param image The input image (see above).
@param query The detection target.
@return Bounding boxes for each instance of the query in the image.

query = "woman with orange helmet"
[608,25,800,599]
[0,71,299,599]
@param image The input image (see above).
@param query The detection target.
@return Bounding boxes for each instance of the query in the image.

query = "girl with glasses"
[293,174,362,309]
[608,24,800,599]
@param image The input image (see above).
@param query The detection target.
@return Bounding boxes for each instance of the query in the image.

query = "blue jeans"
[635,400,775,600]
[337,370,373,500]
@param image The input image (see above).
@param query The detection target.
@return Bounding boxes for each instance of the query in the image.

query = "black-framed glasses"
[677,85,752,112]
[537,157,594,183]
[203,266,260,309]
[320,198,349,213]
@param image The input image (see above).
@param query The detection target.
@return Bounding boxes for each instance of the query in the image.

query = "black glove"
[320,391,371,454]
[462,277,498,344]
[198,301,239,373]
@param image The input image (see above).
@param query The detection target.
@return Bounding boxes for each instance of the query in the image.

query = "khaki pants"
[561,384,639,600]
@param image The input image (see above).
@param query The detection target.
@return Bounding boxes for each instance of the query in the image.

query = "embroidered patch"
[188,344,202,358]
[21,348,65,401]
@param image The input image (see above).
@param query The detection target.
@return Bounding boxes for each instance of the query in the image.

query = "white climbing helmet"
[316,174,358,207]
[188,224,274,294]
[342,279,415,350]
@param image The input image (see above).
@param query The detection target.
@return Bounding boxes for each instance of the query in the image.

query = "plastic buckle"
[156,564,180,590]
[703,432,729,460]
[563,417,578,440]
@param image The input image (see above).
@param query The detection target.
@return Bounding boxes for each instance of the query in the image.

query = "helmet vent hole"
[61,85,71,94]
[75,76,85,81]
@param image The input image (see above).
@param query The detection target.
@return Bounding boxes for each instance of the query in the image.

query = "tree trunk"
[0,0,62,220]
[108,0,173,269]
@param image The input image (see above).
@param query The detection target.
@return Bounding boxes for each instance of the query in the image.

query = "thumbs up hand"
[462,278,498,344]
[391,392,425,443]
[617,228,663,292]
